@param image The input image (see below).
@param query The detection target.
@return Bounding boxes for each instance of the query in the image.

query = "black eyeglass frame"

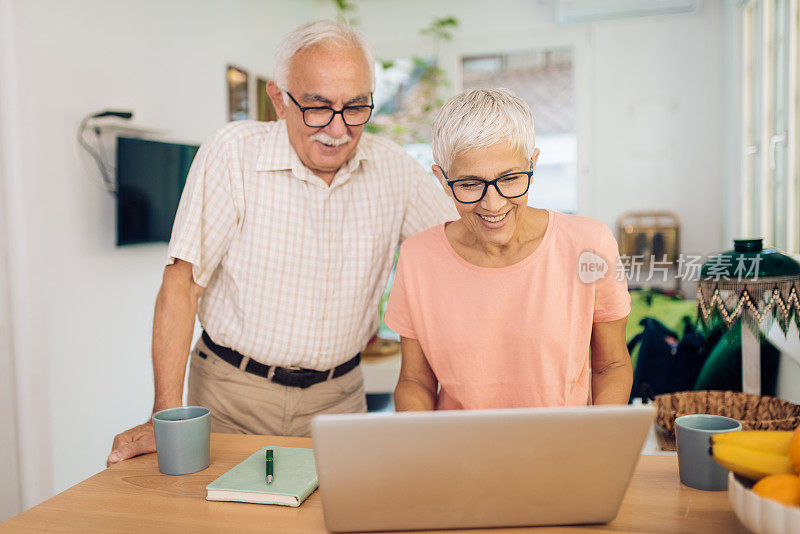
[284,91,375,128]
[440,159,535,204]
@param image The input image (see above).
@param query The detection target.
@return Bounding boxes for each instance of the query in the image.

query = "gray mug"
[152,406,211,475]
[675,414,741,491]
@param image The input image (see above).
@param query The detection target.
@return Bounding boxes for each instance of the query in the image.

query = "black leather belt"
[199,331,360,389]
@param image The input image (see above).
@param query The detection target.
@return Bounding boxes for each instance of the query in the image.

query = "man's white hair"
[432,88,536,171]
[273,20,375,96]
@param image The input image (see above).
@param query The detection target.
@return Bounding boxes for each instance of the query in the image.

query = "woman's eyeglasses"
[441,162,534,204]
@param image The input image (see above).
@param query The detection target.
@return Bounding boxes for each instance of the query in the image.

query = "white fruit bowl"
[728,472,800,534]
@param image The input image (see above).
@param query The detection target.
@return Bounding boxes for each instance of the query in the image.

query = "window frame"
[740,0,800,255]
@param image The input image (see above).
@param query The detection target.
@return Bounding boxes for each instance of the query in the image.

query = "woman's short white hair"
[273,20,375,93]
[432,88,535,171]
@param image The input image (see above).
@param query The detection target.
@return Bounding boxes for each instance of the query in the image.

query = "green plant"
[419,16,459,52]
[369,15,459,145]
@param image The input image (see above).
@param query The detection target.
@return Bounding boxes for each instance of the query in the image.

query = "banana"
[710,431,794,456]
[709,442,795,481]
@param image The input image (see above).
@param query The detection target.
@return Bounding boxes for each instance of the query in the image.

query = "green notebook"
[206,446,318,507]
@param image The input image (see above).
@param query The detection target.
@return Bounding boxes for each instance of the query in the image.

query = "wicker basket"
[655,390,800,435]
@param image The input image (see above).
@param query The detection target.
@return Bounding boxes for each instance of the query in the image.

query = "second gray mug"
[675,413,741,491]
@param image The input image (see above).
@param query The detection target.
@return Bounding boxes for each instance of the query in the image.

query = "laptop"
[311,404,655,532]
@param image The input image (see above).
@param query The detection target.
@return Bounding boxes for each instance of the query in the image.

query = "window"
[740,0,800,254]
[461,48,577,213]
[369,57,439,171]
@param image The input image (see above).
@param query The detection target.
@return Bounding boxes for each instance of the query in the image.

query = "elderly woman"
[385,88,632,411]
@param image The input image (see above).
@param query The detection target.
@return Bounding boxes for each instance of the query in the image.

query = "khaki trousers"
[186,335,367,437]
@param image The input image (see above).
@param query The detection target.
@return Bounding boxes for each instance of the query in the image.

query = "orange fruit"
[789,426,800,474]
[752,474,800,507]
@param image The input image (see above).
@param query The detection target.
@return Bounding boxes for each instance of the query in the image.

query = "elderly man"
[107,20,455,464]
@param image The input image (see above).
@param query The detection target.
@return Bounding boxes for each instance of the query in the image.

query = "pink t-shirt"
[384,209,631,410]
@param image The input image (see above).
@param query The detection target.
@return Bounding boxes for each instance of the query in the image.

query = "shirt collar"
[255,119,370,186]
[255,119,294,172]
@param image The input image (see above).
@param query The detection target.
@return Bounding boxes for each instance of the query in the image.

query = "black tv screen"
[116,137,199,246]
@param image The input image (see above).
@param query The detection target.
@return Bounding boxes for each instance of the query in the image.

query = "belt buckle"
[284,365,303,372]
[273,366,313,389]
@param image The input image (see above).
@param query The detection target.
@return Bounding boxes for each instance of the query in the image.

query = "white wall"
[721,0,742,247]
[0,170,22,524]
[1,0,313,509]
[0,3,23,518]
[591,1,725,256]
[0,132,22,524]
[0,0,33,520]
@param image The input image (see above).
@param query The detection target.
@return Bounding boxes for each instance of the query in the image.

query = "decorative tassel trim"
[697,278,800,339]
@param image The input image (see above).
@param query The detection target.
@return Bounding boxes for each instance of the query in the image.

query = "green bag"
[693,324,780,396]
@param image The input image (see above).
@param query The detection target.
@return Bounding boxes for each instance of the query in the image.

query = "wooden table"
[0,433,749,533]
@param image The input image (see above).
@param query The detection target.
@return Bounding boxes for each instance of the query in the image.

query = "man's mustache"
[310,132,352,146]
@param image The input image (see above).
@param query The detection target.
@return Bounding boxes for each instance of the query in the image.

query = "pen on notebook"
[266,449,274,484]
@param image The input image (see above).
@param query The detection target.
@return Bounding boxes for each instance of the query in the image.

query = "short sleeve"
[592,224,631,323]
[384,245,418,339]
[400,163,458,241]
[166,131,239,288]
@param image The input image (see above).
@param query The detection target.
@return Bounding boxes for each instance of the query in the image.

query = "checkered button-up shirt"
[167,120,456,369]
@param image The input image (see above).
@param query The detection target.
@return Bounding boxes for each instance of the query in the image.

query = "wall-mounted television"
[116,136,199,246]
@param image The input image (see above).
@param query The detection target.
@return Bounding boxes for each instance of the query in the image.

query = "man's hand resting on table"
[107,421,156,466]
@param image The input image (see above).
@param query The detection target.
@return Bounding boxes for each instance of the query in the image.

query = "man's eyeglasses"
[284,91,374,128]
[441,161,534,204]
